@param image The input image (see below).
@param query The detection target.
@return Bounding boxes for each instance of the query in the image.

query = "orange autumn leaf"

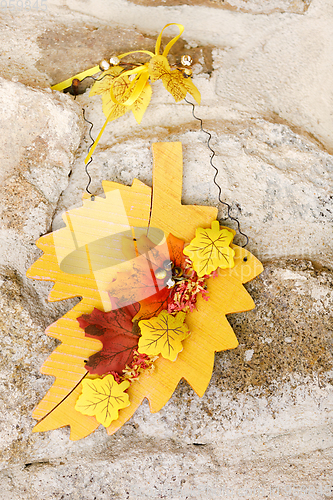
[77,303,141,376]
[108,233,186,320]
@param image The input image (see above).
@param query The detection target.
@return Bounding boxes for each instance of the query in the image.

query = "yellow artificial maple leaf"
[75,375,130,427]
[90,66,152,124]
[148,55,201,103]
[183,221,235,277]
[27,142,263,441]
[138,310,189,361]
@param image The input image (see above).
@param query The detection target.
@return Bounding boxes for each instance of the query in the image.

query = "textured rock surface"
[0,0,332,498]
[0,77,83,274]
[127,0,312,14]
[0,261,332,499]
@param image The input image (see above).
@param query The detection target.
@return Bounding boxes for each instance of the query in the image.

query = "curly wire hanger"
[67,65,140,96]
[57,23,248,244]
[184,98,249,248]
[70,67,145,197]
[82,109,95,196]
[79,93,250,245]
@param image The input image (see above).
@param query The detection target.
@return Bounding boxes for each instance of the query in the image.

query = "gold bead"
[183,68,192,78]
[155,268,167,280]
[163,260,173,271]
[181,54,193,67]
[173,266,183,278]
[99,59,110,71]
[110,56,120,66]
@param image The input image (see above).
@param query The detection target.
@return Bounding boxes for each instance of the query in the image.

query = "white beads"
[181,54,193,67]
[99,59,110,71]
[166,278,176,289]
[110,56,120,66]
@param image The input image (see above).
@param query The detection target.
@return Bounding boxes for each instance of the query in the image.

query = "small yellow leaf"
[148,55,170,82]
[91,71,134,119]
[130,81,152,124]
[89,67,123,97]
[183,221,235,277]
[75,375,130,427]
[138,310,189,361]
[148,55,201,104]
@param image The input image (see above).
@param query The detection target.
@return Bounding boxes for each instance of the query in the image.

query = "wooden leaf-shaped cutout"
[27,142,263,440]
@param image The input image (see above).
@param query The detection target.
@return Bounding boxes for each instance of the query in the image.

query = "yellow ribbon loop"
[154,23,184,57]
[117,49,155,60]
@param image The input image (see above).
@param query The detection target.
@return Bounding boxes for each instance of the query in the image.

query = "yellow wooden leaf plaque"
[27,142,263,440]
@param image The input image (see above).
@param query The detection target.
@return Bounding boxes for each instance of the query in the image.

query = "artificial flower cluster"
[121,351,158,383]
[168,259,211,314]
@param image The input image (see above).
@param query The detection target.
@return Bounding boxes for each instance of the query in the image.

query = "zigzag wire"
[82,109,95,196]
[77,75,249,246]
[184,98,249,248]
[76,66,143,196]
[68,63,142,92]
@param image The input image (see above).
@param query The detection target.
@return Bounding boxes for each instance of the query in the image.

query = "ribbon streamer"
[51,66,100,92]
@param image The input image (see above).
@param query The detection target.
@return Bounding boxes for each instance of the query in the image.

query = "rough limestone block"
[125,0,311,14]
[0,77,83,274]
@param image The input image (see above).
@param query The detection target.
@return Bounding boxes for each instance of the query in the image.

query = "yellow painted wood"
[28,142,263,440]
[149,142,217,241]
[30,180,152,439]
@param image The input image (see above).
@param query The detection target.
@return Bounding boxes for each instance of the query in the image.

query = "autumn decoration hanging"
[27,24,263,440]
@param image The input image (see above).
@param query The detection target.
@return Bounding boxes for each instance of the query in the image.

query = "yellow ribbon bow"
[51,24,201,165]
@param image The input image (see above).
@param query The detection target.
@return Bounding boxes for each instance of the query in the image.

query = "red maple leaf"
[108,233,185,320]
[77,303,141,376]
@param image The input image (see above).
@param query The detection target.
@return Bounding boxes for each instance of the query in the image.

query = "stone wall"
[0,1,332,499]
